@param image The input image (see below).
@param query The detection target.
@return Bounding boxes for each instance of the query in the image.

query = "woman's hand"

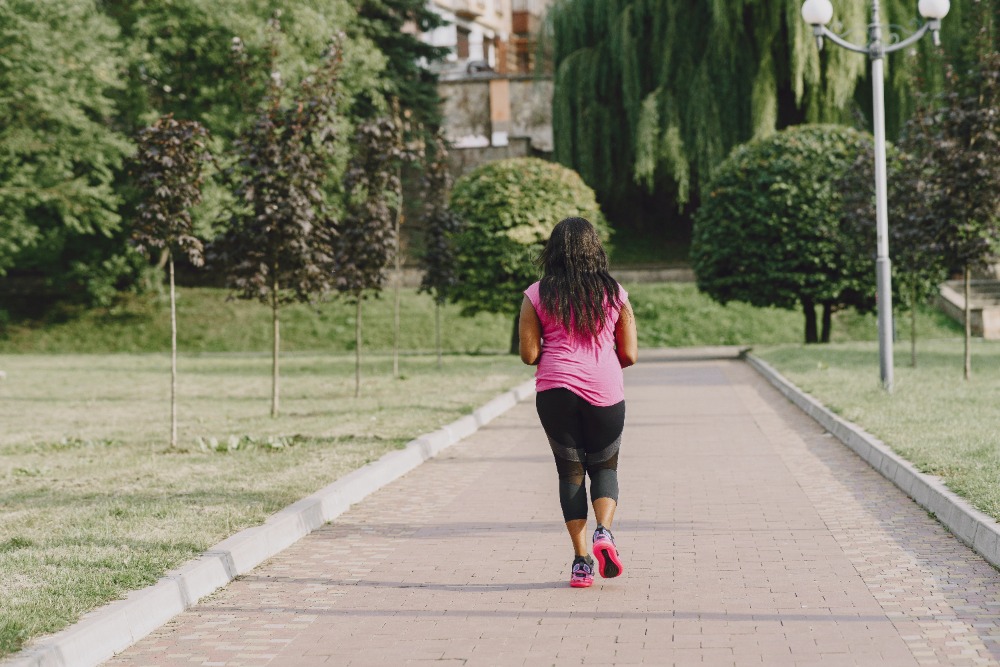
[518,296,543,365]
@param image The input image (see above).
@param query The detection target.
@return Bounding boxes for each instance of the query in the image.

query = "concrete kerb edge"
[4,377,537,667]
[745,354,1000,570]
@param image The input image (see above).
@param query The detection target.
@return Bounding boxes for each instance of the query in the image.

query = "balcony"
[512,10,538,35]
[452,0,488,19]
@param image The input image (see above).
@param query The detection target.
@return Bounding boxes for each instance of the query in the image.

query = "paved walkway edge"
[4,379,537,667]
[746,354,1000,571]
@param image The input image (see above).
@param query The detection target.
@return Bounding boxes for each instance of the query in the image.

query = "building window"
[456,27,470,60]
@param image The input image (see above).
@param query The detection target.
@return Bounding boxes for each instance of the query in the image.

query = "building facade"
[424,0,553,167]
[423,0,549,79]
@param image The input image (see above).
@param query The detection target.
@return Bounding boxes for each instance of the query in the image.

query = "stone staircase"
[937,279,1000,339]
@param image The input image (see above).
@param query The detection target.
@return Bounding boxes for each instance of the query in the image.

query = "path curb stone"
[4,379,536,667]
[746,353,1000,571]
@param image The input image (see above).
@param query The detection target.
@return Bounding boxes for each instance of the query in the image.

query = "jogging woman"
[518,217,638,588]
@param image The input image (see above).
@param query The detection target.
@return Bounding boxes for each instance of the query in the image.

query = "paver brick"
[107,359,1000,666]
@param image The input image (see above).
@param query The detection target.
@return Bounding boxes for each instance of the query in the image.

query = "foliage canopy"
[0,0,130,279]
[546,0,975,231]
[448,158,607,319]
[691,124,876,343]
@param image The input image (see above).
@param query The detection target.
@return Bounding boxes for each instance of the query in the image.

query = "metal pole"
[869,0,894,391]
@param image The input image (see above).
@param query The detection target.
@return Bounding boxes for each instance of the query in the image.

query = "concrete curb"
[746,354,1000,571]
[4,379,537,667]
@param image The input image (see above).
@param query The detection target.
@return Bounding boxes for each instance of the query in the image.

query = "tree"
[418,131,463,367]
[838,133,948,367]
[352,0,449,135]
[545,0,978,233]
[692,125,876,343]
[448,158,608,353]
[130,116,211,448]
[215,31,344,417]
[336,115,408,397]
[909,48,1000,379]
[103,0,387,244]
[0,0,130,280]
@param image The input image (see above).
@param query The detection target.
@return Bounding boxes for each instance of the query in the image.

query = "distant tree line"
[0,0,447,319]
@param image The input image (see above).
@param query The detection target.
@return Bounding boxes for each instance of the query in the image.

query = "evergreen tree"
[353,0,449,134]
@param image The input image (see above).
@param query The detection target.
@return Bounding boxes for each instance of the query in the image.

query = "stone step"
[937,280,1000,339]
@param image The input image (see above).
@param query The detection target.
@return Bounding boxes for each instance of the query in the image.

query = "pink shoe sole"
[570,576,593,588]
[593,539,623,578]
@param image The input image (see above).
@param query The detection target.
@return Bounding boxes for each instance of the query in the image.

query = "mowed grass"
[625,282,963,347]
[0,286,513,354]
[0,281,968,656]
[756,339,1000,522]
[0,352,530,657]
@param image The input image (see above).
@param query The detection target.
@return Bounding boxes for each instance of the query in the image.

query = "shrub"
[691,125,876,344]
[448,158,608,339]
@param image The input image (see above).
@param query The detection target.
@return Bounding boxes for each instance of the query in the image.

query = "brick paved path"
[109,357,1000,666]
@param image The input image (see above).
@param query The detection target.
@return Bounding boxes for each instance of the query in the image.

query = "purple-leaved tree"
[215,27,343,416]
[131,114,211,447]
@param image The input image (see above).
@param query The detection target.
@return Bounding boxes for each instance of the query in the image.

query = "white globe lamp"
[801,0,834,25]
[918,0,950,20]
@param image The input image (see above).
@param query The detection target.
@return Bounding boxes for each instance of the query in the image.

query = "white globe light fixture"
[918,0,950,19]
[799,0,948,392]
[801,0,834,25]
[801,0,834,48]
[918,0,949,44]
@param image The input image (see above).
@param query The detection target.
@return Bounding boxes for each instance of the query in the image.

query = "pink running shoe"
[570,556,594,588]
[593,525,623,578]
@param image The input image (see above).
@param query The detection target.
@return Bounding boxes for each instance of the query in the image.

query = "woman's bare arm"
[614,301,638,368]
[519,296,543,365]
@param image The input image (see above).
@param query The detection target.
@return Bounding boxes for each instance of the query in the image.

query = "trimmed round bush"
[691,124,876,343]
[449,157,608,318]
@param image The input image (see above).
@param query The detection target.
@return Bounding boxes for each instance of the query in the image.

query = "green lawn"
[756,339,1000,523]
[0,287,513,354]
[625,282,963,347]
[0,281,971,657]
[0,352,530,657]
[2,284,962,354]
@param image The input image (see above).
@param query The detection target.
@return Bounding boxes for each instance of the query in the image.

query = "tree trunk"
[393,210,402,379]
[820,302,832,343]
[355,297,363,398]
[435,300,442,369]
[169,252,178,449]
[802,298,818,344]
[271,276,280,418]
[910,284,918,368]
[510,311,520,355]
[964,264,971,381]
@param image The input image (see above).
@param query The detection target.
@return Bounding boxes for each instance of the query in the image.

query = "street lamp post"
[800,0,949,392]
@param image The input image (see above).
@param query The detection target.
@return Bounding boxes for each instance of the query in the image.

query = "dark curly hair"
[538,217,622,341]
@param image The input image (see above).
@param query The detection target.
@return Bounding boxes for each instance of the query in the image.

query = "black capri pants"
[535,387,626,522]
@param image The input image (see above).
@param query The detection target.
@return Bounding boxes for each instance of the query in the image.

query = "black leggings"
[535,388,625,522]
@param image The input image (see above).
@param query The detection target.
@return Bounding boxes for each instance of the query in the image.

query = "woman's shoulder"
[524,281,541,300]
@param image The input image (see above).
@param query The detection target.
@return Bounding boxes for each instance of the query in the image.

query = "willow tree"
[546,0,970,232]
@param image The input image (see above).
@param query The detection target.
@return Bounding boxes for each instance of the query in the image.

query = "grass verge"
[0,281,969,656]
[0,283,964,354]
[0,352,530,657]
[756,338,1000,523]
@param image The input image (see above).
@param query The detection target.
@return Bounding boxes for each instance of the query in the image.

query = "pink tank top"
[524,281,628,406]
